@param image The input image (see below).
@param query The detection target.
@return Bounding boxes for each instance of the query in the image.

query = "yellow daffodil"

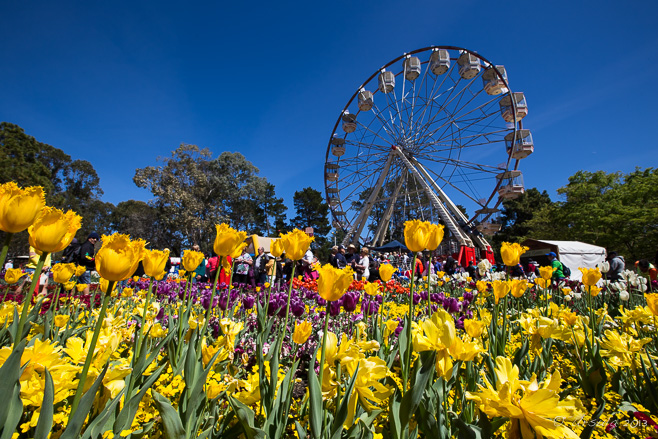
[292,320,312,344]
[4,268,23,284]
[28,207,82,254]
[121,287,133,298]
[466,356,583,439]
[539,265,555,280]
[278,229,314,261]
[53,315,70,327]
[500,242,528,267]
[492,280,511,304]
[510,278,529,298]
[363,282,381,296]
[213,223,248,257]
[0,182,46,234]
[142,248,170,278]
[95,234,146,282]
[181,249,204,272]
[379,263,397,282]
[52,263,76,284]
[317,264,354,302]
[579,267,602,287]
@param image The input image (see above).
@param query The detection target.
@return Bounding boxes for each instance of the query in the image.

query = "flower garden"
[1,182,658,439]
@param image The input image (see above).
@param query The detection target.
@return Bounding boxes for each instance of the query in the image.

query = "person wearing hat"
[329,245,339,268]
[78,232,100,293]
[345,244,358,265]
[546,252,565,280]
[606,251,625,281]
[335,245,347,269]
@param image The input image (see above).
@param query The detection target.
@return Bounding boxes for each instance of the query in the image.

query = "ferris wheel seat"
[358,90,374,111]
[326,172,339,181]
[499,92,528,122]
[378,70,395,93]
[404,56,422,80]
[498,184,525,199]
[332,146,346,157]
[508,144,534,159]
[482,66,508,95]
[458,52,481,79]
[430,49,450,75]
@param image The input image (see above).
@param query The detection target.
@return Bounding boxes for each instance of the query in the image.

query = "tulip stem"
[318,304,331,431]
[0,232,12,271]
[403,253,417,394]
[13,252,46,351]
[201,258,222,349]
[135,277,154,359]
[277,264,296,359]
[70,280,115,419]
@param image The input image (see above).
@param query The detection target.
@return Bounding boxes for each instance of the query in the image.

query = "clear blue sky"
[2,1,657,220]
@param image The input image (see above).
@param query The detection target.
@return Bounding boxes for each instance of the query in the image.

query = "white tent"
[520,239,606,281]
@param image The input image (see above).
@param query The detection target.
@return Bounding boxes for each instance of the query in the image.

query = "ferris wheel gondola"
[324,46,533,265]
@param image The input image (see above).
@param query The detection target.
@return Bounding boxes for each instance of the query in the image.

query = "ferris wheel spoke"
[411,153,504,174]
[423,165,487,206]
[412,60,459,141]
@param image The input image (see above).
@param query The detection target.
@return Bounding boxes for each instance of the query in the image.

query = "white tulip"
[619,290,629,301]
[600,261,610,273]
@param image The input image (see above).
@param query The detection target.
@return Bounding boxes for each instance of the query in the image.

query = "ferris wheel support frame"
[372,169,407,247]
[342,152,395,247]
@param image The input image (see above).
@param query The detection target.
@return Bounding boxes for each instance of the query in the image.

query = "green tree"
[253,182,287,237]
[291,187,330,251]
[492,188,554,247]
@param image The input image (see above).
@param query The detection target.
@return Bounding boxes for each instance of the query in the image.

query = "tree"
[253,183,287,237]
[291,187,330,249]
[492,188,554,247]
[134,145,280,251]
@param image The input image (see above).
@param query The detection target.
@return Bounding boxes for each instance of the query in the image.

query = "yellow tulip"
[645,293,658,316]
[404,219,431,252]
[579,267,602,287]
[379,264,397,282]
[317,264,354,302]
[0,182,46,234]
[53,315,70,327]
[476,280,489,294]
[588,286,602,297]
[279,229,314,261]
[561,310,578,326]
[213,223,247,257]
[64,281,76,291]
[270,239,285,258]
[75,265,86,276]
[52,263,76,284]
[121,288,134,298]
[535,278,551,289]
[182,250,205,272]
[3,268,23,284]
[492,280,511,305]
[363,282,381,296]
[510,279,529,298]
[142,248,170,278]
[539,265,555,280]
[292,320,313,344]
[426,223,445,251]
[76,284,87,292]
[99,278,110,294]
[500,242,528,267]
[95,233,147,282]
[28,207,82,253]
[464,319,486,338]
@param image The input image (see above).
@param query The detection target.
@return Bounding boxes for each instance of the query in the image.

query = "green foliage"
[491,188,553,248]
[291,187,330,250]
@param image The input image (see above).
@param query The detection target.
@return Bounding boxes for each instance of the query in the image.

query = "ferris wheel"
[324,46,533,265]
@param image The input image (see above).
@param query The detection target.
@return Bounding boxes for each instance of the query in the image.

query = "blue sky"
[2,0,657,222]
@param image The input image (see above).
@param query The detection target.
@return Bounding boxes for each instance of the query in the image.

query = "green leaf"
[333,363,359,437]
[0,383,23,439]
[308,360,324,439]
[227,395,266,439]
[0,340,25,431]
[579,400,606,439]
[60,365,108,439]
[34,368,55,439]
[114,363,166,433]
[400,350,436,428]
[295,421,307,439]
[152,390,186,439]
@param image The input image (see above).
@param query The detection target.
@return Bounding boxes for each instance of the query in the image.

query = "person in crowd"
[526,260,539,278]
[345,244,358,265]
[253,246,270,285]
[414,252,424,281]
[335,245,347,269]
[466,261,477,279]
[206,251,220,283]
[234,247,253,285]
[301,247,318,280]
[444,255,456,275]
[635,259,657,282]
[61,238,80,264]
[328,246,339,268]
[607,251,625,281]
[353,247,371,281]
[546,252,565,280]
[24,245,52,294]
[78,232,100,294]
[510,262,525,278]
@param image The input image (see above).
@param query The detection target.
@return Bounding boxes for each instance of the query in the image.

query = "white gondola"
[457,52,481,79]
[430,49,450,75]
[342,111,356,133]
[504,130,534,159]
[326,163,339,182]
[330,136,346,157]
[499,92,528,123]
[476,222,502,234]
[378,70,395,93]
[496,170,524,199]
[404,56,421,80]
[482,65,508,95]
[358,89,373,111]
